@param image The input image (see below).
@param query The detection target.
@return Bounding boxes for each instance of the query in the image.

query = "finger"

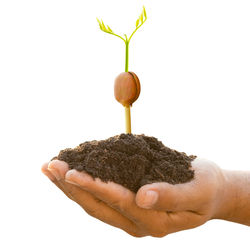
[65,170,152,224]
[41,162,56,182]
[44,161,144,237]
[46,160,79,199]
[64,182,144,237]
[164,210,205,234]
[41,161,75,200]
[47,160,69,180]
[64,170,204,236]
[135,181,200,212]
[136,158,218,212]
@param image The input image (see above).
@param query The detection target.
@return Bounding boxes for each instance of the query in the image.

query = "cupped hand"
[41,158,226,237]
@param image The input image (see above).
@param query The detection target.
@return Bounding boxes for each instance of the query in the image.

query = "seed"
[114,72,141,107]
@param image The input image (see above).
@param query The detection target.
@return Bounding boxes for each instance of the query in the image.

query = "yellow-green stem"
[125,105,131,134]
[125,40,129,72]
[124,38,131,134]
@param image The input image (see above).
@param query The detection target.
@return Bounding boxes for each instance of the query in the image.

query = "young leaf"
[101,20,107,31]
[135,18,139,27]
[96,18,102,29]
[140,13,143,23]
[143,6,147,19]
[96,18,101,25]
[107,25,113,32]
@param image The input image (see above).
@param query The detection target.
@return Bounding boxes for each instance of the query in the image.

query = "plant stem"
[125,105,131,134]
[124,37,131,134]
[103,30,126,42]
[125,39,129,72]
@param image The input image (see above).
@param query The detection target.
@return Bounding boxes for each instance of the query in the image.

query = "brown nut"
[114,71,141,107]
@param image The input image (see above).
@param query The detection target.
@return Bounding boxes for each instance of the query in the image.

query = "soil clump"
[52,134,196,193]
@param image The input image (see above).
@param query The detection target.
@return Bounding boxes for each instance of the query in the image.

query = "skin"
[41,158,250,237]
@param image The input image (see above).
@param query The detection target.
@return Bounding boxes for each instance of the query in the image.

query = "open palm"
[41,158,224,237]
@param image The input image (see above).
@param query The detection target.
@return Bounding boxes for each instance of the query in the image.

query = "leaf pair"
[96,18,113,33]
[135,6,147,28]
[96,6,147,43]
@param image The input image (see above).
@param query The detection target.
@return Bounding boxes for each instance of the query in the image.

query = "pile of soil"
[52,134,196,193]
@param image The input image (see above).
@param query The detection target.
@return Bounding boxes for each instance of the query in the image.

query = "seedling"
[97,6,147,133]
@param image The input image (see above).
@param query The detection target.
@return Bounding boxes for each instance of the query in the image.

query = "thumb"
[135,181,199,212]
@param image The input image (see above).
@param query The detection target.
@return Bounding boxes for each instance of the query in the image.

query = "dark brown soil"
[52,134,196,193]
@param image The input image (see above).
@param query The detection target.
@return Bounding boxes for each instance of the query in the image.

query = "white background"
[0,0,249,249]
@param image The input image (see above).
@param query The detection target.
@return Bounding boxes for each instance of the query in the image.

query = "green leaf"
[135,18,139,27]
[143,6,147,19]
[96,18,101,24]
[101,20,107,31]
[96,18,102,29]
[107,25,113,32]
[140,13,143,23]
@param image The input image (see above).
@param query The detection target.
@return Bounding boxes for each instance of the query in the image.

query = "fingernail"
[48,168,61,181]
[141,190,158,208]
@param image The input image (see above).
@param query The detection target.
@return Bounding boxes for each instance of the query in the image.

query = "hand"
[41,158,227,237]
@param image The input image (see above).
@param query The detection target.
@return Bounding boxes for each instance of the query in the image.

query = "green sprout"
[96,6,147,72]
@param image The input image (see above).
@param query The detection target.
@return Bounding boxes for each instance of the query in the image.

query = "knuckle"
[83,207,99,218]
[67,188,77,197]
[67,188,80,200]
[126,228,147,238]
[109,189,132,212]
[127,231,146,238]
[146,220,169,238]
[93,196,103,204]
[149,230,168,238]
[110,199,128,212]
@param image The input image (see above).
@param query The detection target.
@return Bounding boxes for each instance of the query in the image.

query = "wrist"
[213,169,250,225]
[212,169,237,221]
